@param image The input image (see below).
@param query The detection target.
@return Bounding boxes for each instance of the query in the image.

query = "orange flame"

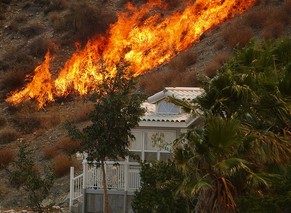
[6,0,256,109]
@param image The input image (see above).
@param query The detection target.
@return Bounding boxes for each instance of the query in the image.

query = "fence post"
[83,159,88,189]
[124,162,129,191]
[69,166,74,212]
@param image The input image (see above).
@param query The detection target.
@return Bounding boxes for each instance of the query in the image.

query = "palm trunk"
[101,160,110,213]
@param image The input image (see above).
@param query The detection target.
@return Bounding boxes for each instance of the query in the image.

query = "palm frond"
[206,117,241,151]
[214,158,251,176]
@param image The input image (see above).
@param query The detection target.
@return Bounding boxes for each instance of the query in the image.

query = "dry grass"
[212,51,232,65]
[56,137,81,154]
[222,23,253,48]
[0,116,7,129]
[168,50,197,72]
[262,22,285,40]
[51,1,117,43]
[19,22,44,38]
[204,51,231,78]
[0,127,19,144]
[285,0,291,13]
[53,154,78,177]
[0,69,27,92]
[204,61,221,78]
[40,113,62,129]
[43,145,58,159]
[11,114,41,134]
[44,137,80,159]
[27,36,51,57]
[45,0,68,14]
[0,148,15,169]
[68,102,94,123]
[245,6,290,30]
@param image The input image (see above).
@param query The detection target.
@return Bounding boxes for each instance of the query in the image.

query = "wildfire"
[6,0,256,108]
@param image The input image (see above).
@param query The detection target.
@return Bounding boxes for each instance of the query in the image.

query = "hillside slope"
[0,0,290,210]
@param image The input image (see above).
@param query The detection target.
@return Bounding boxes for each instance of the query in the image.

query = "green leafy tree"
[132,161,196,213]
[171,38,291,213]
[66,62,145,213]
[7,142,55,213]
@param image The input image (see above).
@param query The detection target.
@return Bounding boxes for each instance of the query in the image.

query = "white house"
[69,87,203,213]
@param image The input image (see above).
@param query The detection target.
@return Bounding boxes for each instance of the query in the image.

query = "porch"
[69,160,141,213]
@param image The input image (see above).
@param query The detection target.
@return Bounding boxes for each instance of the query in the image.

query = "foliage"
[172,38,291,213]
[132,161,196,213]
[66,62,145,213]
[7,143,55,213]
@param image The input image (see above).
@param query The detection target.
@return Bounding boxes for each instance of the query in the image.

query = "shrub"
[55,1,117,43]
[0,116,7,129]
[53,154,77,177]
[222,24,253,48]
[285,0,291,14]
[204,61,220,78]
[45,0,68,14]
[245,7,289,30]
[262,22,285,40]
[11,114,41,134]
[19,23,44,38]
[0,69,27,92]
[168,50,197,72]
[27,36,50,57]
[40,113,61,129]
[0,127,19,144]
[8,143,54,212]
[13,13,27,23]
[69,102,94,123]
[56,137,81,155]
[0,148,15,169]
[43,145,58,159]
[212,51,232,65]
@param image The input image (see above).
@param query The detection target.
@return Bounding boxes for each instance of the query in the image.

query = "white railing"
[69,167,83,211]
[69,160,141,211]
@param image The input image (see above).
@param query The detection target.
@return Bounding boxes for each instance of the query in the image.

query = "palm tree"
[172,38,291,213]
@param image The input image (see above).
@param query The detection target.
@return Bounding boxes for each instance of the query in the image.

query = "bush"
[19,23,44,38]
[285,0,291,14]
[0,116,7,129]
[11,114,41,134]
[45,0,68,14]
[44,137,80,159]
[53,154,77,177]
[53,1,117,43]
[204,61,220,78]
[0,69,27,92]
[8,143,55,212]
[27,36,50,57]
[68,102,94,123]
[168,50,197,72]
[0,128,19,144]
[56,137,81,155]
[222,24,253,48]
[262,22,285,40]
[0,148,15,169]
[43,145,58,159]
[40,113,61,129]
[132,161,196,213]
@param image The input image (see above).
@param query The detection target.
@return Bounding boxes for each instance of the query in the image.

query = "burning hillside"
[6,0,256,109]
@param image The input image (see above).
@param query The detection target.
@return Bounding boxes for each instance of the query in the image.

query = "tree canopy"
[173,38,291,213]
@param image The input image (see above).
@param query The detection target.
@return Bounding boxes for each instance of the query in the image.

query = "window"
[157,100,180,114]
[128,130,177,162]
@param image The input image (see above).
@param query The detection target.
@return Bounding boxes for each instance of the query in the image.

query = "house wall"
[129,127,183,162]
[84,189,135,213]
